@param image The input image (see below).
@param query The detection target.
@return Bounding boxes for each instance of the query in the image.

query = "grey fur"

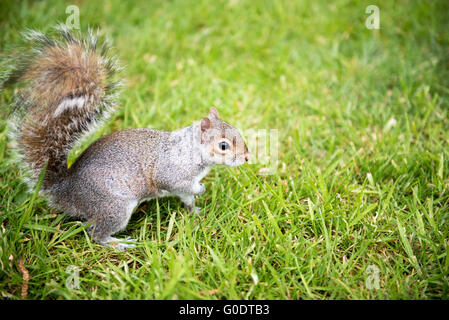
[6,27,249,250]
[51,119,248,249]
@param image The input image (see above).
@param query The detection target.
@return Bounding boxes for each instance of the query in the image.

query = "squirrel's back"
[5,25,122,191]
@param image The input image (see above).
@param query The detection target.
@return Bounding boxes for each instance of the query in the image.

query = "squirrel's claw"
[99,237,139,251]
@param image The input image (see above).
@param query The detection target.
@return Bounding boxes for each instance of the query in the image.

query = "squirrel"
[4,26,249,250]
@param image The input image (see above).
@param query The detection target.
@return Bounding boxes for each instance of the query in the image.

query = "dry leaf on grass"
[18,258,29,299]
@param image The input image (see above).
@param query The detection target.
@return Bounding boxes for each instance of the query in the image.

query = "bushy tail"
[5,25,122,190]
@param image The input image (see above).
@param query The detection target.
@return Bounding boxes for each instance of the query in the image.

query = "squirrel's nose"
[243,144,250,162]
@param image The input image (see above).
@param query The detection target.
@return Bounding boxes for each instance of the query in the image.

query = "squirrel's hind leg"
[87,199,139,250]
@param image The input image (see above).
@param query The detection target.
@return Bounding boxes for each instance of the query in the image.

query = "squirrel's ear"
[201,117,211,132]
[209,107,219,120]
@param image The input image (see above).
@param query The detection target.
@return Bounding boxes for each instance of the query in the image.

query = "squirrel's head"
[199,107,249,167]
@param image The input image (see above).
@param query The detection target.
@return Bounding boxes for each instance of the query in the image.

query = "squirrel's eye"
[219,141,229,151]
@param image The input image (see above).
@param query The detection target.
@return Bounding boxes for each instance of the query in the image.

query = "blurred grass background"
[0,0,449,299]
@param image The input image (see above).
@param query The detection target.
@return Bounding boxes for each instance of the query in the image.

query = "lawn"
[0,0,449,299]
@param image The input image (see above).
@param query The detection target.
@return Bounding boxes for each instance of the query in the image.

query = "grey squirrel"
[4,26,249,250]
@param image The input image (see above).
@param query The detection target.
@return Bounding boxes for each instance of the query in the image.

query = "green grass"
[1,0,449,299]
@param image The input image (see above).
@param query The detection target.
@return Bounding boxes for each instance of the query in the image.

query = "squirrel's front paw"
[194,183,206,195]
[189,206,202,214]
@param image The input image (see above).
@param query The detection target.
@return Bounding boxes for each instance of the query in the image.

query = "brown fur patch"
[13,31,119,189]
